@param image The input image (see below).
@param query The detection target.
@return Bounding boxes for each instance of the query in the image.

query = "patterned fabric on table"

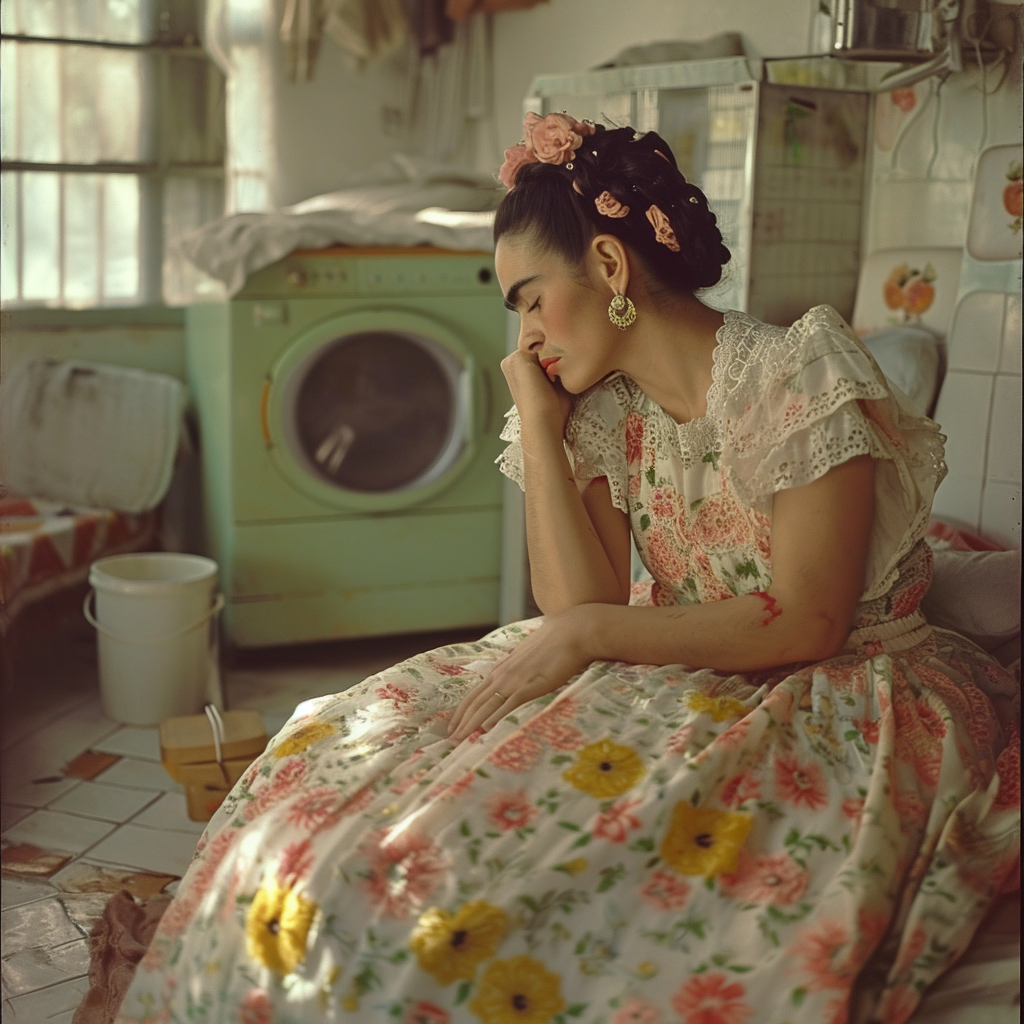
[119,306,1019,1024]
[0,495,157,630]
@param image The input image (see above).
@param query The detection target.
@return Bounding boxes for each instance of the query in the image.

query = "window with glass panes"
[0,0,225,308]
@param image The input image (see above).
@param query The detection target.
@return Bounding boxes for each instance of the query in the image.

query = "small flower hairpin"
[498,112,595,189]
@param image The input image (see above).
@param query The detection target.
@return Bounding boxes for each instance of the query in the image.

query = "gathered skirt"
[118,619,1019,1024]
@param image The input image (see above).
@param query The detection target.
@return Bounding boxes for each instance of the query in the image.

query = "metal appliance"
[187,247,509,647]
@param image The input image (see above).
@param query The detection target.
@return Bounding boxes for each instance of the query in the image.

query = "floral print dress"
[119,306,1019,1024]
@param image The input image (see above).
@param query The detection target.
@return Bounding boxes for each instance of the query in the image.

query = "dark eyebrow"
[503,275,540,312]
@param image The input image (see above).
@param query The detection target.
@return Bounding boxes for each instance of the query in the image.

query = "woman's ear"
[590,234,631,297]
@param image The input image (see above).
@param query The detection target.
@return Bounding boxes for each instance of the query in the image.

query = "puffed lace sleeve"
[718,305,946,600]
[495,376,633,515]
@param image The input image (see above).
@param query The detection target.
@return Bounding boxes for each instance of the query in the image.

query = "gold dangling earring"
[608,292,637,330]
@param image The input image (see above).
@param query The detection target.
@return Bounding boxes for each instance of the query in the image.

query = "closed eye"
[527,298,540,313]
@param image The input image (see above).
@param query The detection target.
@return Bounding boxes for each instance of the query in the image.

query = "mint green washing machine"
[186,247,511,647]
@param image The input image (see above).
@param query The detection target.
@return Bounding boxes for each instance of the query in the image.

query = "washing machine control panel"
[239,252,497,298]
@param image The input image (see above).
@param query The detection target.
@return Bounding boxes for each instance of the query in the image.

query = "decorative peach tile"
[2,810,116,856]
[62,750,121,780]
[87,824,199,878]
[0,843,72,878]
[1,896,81,957]
[49,782,157,824]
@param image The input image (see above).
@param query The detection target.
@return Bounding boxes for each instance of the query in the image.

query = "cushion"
[921,546,1021,653]
[861,325,944,417]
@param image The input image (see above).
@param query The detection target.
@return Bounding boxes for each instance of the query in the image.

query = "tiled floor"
[1,615,478,1021]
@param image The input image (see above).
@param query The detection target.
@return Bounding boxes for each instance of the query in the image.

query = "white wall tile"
[2,810,115,856]
[1,898,81,958]
[987,374,1023,484]
[49,782,158,824]
[947,292,1004,372]
[1000,293,1022,375]
[980,482,1022,550]
[0,877,56,912]
[87,824,200,877]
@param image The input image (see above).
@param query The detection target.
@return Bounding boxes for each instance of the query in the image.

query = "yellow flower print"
[468,955,565,1024]
[410,901,508,985]
[274,721,335,758]
[660,801,753,877]
[562,739,645,798]
[245,881,318,974]
[557,858,589,875]
[685,692,749,723]
[635,961,659,978]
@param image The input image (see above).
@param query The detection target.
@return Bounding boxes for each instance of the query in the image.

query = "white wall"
[490,0,814,161]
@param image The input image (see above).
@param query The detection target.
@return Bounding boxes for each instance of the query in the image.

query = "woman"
[119,117,1018,1024]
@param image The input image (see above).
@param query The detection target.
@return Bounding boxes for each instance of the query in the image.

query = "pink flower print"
[876,985,920,1024]
[890,580,928,620]
[864,640,885,657]
[645,525,689,584]
[593,797,643,843]
[435,663,467,677]
[645,205,681,252]
[690,490,751,552]
[639,870,691,910]
[527,716,586,751]
[719,851,808,906]
[595,191,630,218]
[854,718,880,744]
[915,701,946,740]
[285,788,344,833]
[716,719,752,748]
[240,988,274,1024]
[376,682,413,709]
[359,828,448,920]
[840,797,864,822]
[339,784,376,817]
[693,549,735,603]
[719,772,761,808]
[486,789,537,832]
[671,972,752,1024]
[277,838,315,887]
[612,996,661,1024]
[649,486,677,521]
[892,923,928,976]
[405,1001,450,1024]
[428,770,476,801]
[774,754,829,811]
[629,473,642,497]
[892,789,927,833]
[665,725,695,755]
[625,412,645,467]
[789,919,852,992]
[489,732,544,772]
[243,759,308,820]
[994,723,1020,810]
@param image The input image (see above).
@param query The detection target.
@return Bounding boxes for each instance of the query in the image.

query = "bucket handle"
[84,591,226,644]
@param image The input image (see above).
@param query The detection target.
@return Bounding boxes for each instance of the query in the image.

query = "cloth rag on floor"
[172,155,500,297]
[0,360,186,514]
[72,890,172,1024]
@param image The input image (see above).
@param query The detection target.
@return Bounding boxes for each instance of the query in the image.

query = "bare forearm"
[522,428,625,613]
[576,592,850,674]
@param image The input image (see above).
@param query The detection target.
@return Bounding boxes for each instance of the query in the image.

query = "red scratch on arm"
[756,592,781,626]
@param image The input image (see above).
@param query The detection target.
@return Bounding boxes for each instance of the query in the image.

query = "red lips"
[540,356,561,378]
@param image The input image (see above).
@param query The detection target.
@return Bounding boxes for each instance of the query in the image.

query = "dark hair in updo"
[493,125,731,295]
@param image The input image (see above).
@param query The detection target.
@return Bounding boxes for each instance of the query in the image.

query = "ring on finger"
[492,692,506,702]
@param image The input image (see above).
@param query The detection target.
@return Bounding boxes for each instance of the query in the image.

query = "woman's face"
[494,234,619,394]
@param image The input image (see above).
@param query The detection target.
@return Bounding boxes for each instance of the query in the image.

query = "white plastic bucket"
[85,554,223,726]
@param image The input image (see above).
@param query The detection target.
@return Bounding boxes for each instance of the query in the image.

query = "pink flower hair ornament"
[595,191,629,218]
[646,204,681,252]
[497,112,595,189]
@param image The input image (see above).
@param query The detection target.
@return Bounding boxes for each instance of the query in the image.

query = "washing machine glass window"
[283,330,469,493]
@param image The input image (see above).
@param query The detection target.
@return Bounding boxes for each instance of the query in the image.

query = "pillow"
[920,546,1021,653]
[861,326,944,417]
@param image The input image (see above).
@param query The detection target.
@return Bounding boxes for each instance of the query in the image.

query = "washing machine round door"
[266,310,478,511]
